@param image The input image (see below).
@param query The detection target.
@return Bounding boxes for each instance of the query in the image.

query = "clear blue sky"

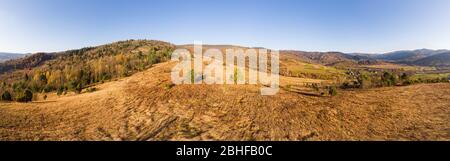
[1,0,449,53]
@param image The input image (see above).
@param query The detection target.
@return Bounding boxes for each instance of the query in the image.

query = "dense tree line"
[341,70,449,89]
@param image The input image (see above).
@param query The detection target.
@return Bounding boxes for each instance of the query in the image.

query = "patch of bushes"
[327,86,338,96]
[307,83,338,97]
[86,87,97,93]
[15,89,33,102]
[57,85,65,96]
[1,91,12,101]
[381,71,398,86]
[343,70,449,90]
[68,80,83,94]
[163,83,175,90]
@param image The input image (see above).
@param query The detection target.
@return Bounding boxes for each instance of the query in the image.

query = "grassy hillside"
[281,50,360,66]
[1,61,449,141]
[280,58,345,80]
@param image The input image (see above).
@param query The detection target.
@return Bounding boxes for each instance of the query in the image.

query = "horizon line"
[1,39,449,55]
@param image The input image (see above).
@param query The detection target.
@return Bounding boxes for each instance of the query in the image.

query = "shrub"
[341,82,350,89]
[403,79,413,85]
[57,85,64,96]
[42,85,53,93]
[86,87,97,93]
[357,73,372,88]
[1,91,12,101]
[327,86,338,96]
[16,89,33,102]
[311,83,320,92]
[148,53,160,65]
[69,80,83,94]
[24,90,33,102]
[400,73,409,81]
[163,83,175,90]
[190,69,195,84]
[285,84,292,90]
[381,71,398,86]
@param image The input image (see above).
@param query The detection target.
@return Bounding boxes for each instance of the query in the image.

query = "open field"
[410,73,450,81]
[1,62,449,141]
[361,64,436,71]
[280,59,345,80]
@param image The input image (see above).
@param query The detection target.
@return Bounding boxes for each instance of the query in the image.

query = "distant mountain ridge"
[1,41,450,72]
[345,49,450,66]
[276,48,450,67]
[0,52,27,62]
[412,52,450,66]
[376,49,449,62]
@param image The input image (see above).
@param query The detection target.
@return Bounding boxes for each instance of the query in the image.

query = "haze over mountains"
[281,48,450,67]
[349,49,450,66]
[0,52,27,62]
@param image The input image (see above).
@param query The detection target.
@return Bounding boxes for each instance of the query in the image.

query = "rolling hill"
[280,50,360,66]
[413,52,450,67]
[0,40,175,89]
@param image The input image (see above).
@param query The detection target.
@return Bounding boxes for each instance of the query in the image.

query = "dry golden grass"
[0,62,449,141]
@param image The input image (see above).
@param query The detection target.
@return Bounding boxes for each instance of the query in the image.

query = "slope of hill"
[0,52,27,62]
[0,61,448,141]
[280,50,361,66]
[0,40,175,99]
